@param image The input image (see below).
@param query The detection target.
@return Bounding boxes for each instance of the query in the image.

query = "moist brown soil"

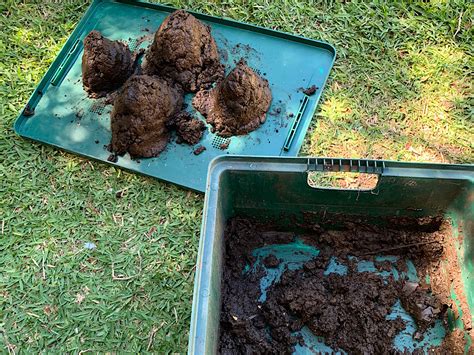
[219,217,470,354]
[193,59,272,137]
[142,10,224,92]
[166,111,206,145]
[193,145,206,155]
[110,75,183,158]
[82,31,133,96]
[302,84,318,96]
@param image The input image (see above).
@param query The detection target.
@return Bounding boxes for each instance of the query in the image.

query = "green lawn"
[0,0,472,353]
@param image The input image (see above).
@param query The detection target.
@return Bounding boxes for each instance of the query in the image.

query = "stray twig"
[111,253,142,281]
[147,323,165,351]
[111,262,135,281]
[358,240,440,256]
[453,11,463,38]
[42,254,46,280]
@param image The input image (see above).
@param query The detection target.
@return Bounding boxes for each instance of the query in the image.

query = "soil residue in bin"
[82,31,133,97]
[142,10,224,92]
[193,59,272,137]
[110,75,182,158]
[219,217,470,353]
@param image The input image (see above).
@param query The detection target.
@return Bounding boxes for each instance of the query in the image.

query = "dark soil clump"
[219,217,464,353]
[193,145,206,155]
[263,254,280,268]
[110,75,182,158]
[302,84,318,96]
[167,111,206,145]
[142,10,224,92]
[82,31,133,96]
[193,59,272,137]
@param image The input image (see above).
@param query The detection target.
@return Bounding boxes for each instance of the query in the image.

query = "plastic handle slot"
[283,95,309,151]
[51,39,83,86]
[306,158,384,191]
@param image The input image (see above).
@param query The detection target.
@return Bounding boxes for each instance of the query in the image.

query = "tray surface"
[14,0,335,191]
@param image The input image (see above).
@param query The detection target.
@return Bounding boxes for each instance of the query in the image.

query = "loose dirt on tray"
[110,75,183,158]
[193,59,272,137]
[219,216,470,354]
[82,30,133,97]
[142,10,224,93]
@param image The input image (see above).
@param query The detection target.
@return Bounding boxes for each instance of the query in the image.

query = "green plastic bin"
[189,156,474,354]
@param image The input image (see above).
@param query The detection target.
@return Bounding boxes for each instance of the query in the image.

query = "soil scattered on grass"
[110,75,182,158]
[166,111,206,145]
[193,59,272,137]
[219,217,469,353]
[82,31,133,97]
[142,10,224,92]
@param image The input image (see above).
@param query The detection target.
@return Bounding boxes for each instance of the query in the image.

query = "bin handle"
[306,158,385,174]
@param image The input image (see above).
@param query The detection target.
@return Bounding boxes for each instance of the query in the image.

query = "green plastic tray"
[190,156,474,354]
[13,0,335,192]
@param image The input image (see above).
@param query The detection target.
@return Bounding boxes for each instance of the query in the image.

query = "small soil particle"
[303,85,318,96]
[193,145,206,155]
[107,154,118,163]
[263,254,280,268]
[110,75,183,158]
[219,141,230,150]
[94,140,99,144]
[193,59,272,137]
[142,10,224,92]
[75,108,84,119]
[82,30,133,96]
[23,104,35,117]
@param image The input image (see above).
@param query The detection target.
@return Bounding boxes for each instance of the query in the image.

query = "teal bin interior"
[189,156,474,354]
[13,0,335,192]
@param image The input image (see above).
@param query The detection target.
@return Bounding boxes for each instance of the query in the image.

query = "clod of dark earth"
[219,140,230,150]
[142,10,224,93]
[110,75,183,158]
[302,85,318,96]
[23,104,35,117]
[166,111,206,145]
[193,145,206,155]
[193,59,272,137]
[107,154,118,163]
[82,30,133,97]
[219,216,466,353]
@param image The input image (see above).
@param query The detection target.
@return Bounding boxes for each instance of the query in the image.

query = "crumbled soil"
[110,75,183,158]
[82,31,133,96]
[193,59,272,137]
[23,104,35,117]
[219,216,470,353]
[193,145,206,155]
[219,140,230,150]
[166,111,206,145]
[142,10,224,92]
[302,84,318,96]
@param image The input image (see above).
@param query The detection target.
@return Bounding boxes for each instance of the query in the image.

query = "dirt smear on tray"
[82,31,133,97]
[142,10,224,92]
[219,217,471,353]
[193,59,272,137]
[110,75,182,158]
